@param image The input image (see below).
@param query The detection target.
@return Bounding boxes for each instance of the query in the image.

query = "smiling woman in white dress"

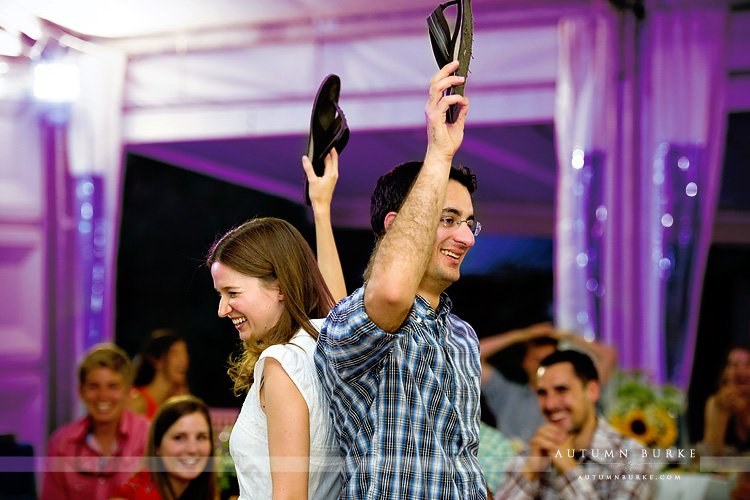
[207,204,340,500]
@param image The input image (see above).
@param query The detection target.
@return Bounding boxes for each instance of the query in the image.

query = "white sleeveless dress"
[229,319,340,500]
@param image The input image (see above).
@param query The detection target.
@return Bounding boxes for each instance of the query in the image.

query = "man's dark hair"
[369,161,477,237]
[539,350,599,385]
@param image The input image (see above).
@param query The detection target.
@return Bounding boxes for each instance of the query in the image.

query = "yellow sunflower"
[650,406,679,449]
[612,407,658,447]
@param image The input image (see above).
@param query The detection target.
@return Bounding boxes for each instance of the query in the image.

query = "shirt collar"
[71,409,134,442]
[414,292,453,319]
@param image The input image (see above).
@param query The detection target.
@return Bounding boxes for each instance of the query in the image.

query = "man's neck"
[571,415,598,450]
[90,420,119,456]
[417,279,447,311]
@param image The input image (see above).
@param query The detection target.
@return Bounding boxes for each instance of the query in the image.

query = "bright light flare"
[33,63,80,101]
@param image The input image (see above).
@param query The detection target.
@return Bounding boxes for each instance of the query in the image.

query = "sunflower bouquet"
[607,369,684,450]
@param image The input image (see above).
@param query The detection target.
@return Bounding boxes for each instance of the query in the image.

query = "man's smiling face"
[536,362,599,436]
[421,179,475,295]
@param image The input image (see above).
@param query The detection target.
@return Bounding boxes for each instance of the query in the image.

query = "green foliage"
[609,369,685,418]
[214,425,237,492]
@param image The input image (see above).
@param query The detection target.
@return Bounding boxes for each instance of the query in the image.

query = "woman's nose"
[218,297,231,317]
[185,438,199,454]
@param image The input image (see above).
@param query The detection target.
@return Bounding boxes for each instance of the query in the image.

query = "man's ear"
[586,379,601,403]
[383,212,398,233]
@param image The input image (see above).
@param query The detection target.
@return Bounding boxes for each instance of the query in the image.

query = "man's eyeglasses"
[440,216,481,236]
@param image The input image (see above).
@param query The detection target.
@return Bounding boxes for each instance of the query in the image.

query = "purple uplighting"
[0,2,748,499]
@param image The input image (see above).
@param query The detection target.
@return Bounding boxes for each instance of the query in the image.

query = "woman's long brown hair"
[207,217,334,394]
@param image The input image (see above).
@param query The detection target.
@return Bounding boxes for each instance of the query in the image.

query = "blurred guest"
[42,344,149,500]
[495,350,652,499]
[127,330,190,420]
[111,395,218,500]
[480,322,617,443]
[732,472,750,500]
[477,394,514,497]
[703,346,750,455]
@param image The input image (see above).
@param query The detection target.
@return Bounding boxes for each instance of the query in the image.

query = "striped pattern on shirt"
[315,285,488,500]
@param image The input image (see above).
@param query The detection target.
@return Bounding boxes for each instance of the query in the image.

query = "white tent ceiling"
[19,0,589,39]
[7,0,750,237]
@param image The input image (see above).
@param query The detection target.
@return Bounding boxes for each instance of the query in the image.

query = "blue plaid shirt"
[315,285,488,500]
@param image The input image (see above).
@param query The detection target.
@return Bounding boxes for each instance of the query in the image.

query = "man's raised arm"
[365,60,469,332]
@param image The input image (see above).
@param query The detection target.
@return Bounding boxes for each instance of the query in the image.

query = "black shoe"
[427,0,473,123]
[304,74,349,205]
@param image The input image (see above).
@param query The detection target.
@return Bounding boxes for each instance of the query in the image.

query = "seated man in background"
[495,350,651,499]
[480,322,617,444]
[42,344,150,500]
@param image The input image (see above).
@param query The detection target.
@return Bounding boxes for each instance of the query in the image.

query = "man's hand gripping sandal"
[427,0,473,124]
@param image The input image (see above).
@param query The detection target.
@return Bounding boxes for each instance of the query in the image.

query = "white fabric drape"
[554,5,620,343]
[640,5,728,385]
[555,1,728,385]
[66,46,127,357]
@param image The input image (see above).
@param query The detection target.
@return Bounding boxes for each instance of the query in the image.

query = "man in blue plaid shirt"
[315,60,488,500]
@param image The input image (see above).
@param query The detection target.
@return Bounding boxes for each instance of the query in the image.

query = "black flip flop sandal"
[304,74,349,206]
[427,0,473,123]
